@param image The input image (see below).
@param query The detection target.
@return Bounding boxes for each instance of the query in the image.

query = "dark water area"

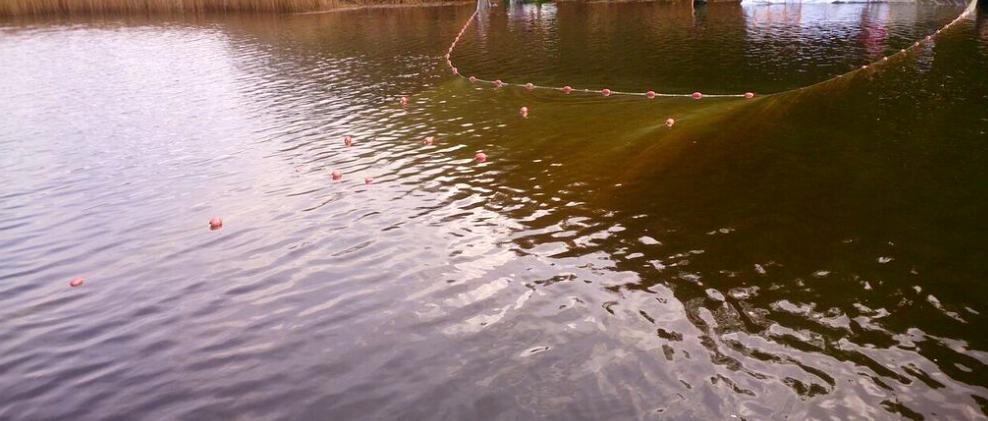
[1,1,987,419]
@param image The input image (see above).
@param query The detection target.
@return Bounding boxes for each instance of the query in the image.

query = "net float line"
[444,1,976,99]
[443,9,747,98]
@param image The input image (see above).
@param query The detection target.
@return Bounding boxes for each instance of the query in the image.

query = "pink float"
[692,92,703,100]
[562,86,573,94]
[646,91,656,99]
[525,83,535,91]
[474,152,487,162]
[452,67,459,75]
[399,96,408,107]
[665,118,675,128]
[519,106,528,118]
[69,277,84,288]
[469,76,477,83]
[494,80,504,88]
[365,177,374,185]
[744,92,754,99]
[209,217,223,230]
[344,135,353,147]
[332,170,342,181]
[601,88,611,97]
[423,136,434,145]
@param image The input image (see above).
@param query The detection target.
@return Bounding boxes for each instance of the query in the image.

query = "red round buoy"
[344,135,353,147]
[69,277,84,288]
[900,49,906,53]
[525,82,535,91]
[519,106,528,118]
[914,42,920,47]
[209,217,223,230]
[646,90,656,99]
[665,118,675,128]
[692,92,703,100]
[882,56,888,61]
[562,86,573,94]
[601,88,611,97]
[474,152,487,162]
[423,136,434,145]
[399,96,408,107]
[364,177,374,185]
[469,76,477,83]
[494,80,504,88]
[744,92,754,99]
[331,170,342,181]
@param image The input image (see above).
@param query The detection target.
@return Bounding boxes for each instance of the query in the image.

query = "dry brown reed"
[0,0,450,16]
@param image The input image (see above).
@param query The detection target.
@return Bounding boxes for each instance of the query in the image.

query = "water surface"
[1,2,987,419]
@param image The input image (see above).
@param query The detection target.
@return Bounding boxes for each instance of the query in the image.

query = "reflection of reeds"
[0,0,452,16]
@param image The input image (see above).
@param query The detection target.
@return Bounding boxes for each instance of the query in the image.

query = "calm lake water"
[2,1,987,419]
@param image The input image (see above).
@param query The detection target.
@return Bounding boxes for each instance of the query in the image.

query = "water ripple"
[1,3,987,420]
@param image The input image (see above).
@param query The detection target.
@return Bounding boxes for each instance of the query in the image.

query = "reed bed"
[0,0,447,16]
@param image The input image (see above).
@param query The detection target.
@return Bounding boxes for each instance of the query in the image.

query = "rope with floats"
[444,0,977,99]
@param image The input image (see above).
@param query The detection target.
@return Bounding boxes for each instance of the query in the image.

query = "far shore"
[294,0,474,15]
[1,0,479,18]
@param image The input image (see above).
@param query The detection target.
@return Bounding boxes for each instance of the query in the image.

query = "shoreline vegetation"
[0,0,474,17]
